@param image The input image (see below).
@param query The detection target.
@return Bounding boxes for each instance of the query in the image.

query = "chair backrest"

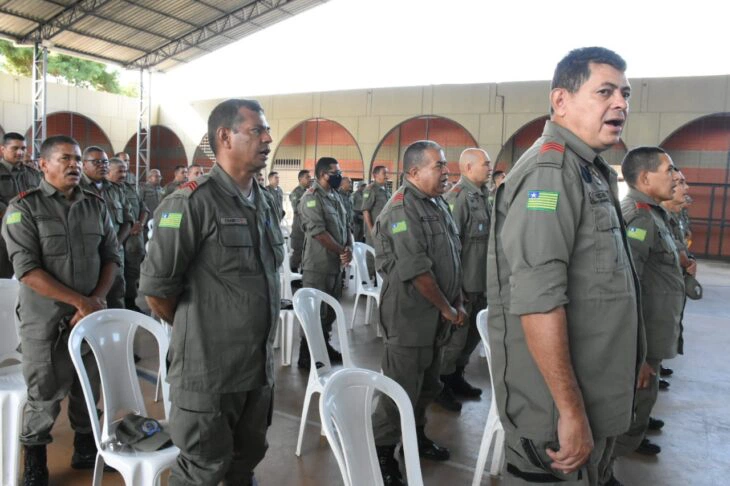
[320,368,424,486]
[0,279,20,365]
[68,309,171,448]
[476,309,496,396]
[351,242,381,290]
[292,288,353,375]
[146,218,154,240]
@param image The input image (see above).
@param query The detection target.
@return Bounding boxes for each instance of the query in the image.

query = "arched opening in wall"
[371,116,477,188]
[0,124,5,138]
[124,125,187,185]
[192,134,216,169]
[272,119,364,192]
[661,113,730,259]
[25,111,113,155]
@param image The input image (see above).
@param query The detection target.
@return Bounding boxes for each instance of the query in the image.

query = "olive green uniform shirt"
[0,159,42,214]
[80,174,133,241]
[444,176,490,294]
[140,182,164,216]
[1,180,120,339]
[163,180,183,197]
[265,184,285,220]
[622,188,684,360]
[122,181,148,255]
[300,182,350,275]
[139,165,285,393]
[338,189,353,230]
[362,182,390,239]
[373,179,462,347]
[289,185,307,217]
[487,121,644,441]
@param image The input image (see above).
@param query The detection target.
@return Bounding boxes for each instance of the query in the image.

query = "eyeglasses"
[85,159,109,166]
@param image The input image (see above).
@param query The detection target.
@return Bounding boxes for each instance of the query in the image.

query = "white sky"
[148,0,729,101]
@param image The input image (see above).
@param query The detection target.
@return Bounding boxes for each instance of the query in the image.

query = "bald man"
[438,148,492,412]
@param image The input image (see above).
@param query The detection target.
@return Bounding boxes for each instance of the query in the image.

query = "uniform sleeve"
[120,189,135,224]
[379,203,433,282]
[502,165,581,315]
[624,211,655,278]
[139,195,199,298]
[361,187,375,212]
[1,202,41,278]
[99,204,122,266]
[300,192,327,236]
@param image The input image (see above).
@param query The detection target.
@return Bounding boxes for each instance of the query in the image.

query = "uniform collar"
[403,179,430,200]
[209,164,271,213]
[312,181,336,199]
[457,175,487,196]
[543,120,601,164]
[628,187,664,209]
[81,172,108,188]
[0,158,20,172]
[39,178,83,199]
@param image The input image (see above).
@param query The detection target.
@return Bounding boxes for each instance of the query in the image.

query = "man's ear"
[550,88,569,118]
[216,127,231,151]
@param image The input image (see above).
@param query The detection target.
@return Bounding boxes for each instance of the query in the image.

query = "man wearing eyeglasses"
[80,146,133,309]
[0,132,42,278]
[298,157,352,369]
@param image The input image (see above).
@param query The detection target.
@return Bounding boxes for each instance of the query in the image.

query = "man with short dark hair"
[115,152,135,185]
[2,135,120,484]
[0,132,42,277]
[288,169,312,271]
[141,169,164,215]
[298,157,352,368]
[140,98,283,486]
[487,47,642,485]
[338,176,353,233]
[80,146,133,310]
[362,165,390,244]
[612,147,684,460]
[437,148,492,413]
[352,181,366,242]
[372,140,465,485]
[187,163,204,182]
[265,171,285,221]
[164,165,188,196]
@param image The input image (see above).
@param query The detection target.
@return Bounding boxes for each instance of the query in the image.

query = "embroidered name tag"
[589,191,610,204]
[221,217,247,225]
[420,215,439,222]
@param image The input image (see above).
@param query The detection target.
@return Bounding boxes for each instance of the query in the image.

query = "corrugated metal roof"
[0,0,329,71]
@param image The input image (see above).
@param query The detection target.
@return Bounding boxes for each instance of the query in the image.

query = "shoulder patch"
[527,190,559,212]
[159,212,183,229]
[635,202,651,210]
[390,220,407,234]
[6,211,21,224]
[306,199,316,208]
[536,140,565,167]
[627,227,647,241]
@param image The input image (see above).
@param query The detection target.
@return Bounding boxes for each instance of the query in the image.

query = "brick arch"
[659,112,730,259]
[124,125,187,185]
[272,118,364,191]
[25,111,112,155]
[192,134,215,168]
[496,116,626,171]
[371,116,478,185]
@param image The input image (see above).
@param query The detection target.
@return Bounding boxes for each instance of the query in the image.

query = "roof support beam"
[135,68,151,190]
[126,0,301,69]
[31,43,47,160]
[20,0,113,44]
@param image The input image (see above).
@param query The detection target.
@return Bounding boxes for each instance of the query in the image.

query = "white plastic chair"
[68,309,179,486]
[274,239,302,361]
[472,308,505,485]
[0,279,24,486]
[153,319,173,403]
[145,219,154,252]
[349,242,382,337]
[292,288,354,456]
[280,240,303,300]
[320,368,424,486]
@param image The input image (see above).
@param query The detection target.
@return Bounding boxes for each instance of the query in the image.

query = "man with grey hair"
[487,47,641,485]
[141,169,164,216]
[371,140,464,485]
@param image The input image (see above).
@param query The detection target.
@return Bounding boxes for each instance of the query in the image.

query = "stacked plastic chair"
[349,242,382,337]
[0,279,23,486]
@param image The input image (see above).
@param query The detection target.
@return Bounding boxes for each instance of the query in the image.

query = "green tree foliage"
[0,40,137,97]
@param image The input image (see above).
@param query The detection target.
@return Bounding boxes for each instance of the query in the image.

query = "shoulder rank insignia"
[635,202,651,210]
[392,192,405,203]
[540,142,565,155]
[16,188,40,200]
[179,181,198,191]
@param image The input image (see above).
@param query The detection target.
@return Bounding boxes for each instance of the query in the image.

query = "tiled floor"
[10,260,730,485]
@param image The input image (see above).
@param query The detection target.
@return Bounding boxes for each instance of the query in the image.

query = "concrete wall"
[158,74,730,190]
[0,71,153,154]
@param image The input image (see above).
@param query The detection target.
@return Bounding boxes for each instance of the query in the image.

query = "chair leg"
[365,297,372,326]
[282,312,294,367]
[491,428,505,477]
[154,370,161,403]
[92,453,105,486]
[273,314,281,349]
[349,294,360,330]
[296,389,315,456]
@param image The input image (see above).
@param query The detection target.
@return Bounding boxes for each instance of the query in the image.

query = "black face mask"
[328,172,343,190]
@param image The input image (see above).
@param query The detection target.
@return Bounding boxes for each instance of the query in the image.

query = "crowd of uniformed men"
[0,45,699,486]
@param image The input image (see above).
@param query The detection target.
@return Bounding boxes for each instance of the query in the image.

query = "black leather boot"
[376,445,405,486]
[443,366,482,398]
[297,338,311,369]
[71,432,98,469]
[22,445,49,486]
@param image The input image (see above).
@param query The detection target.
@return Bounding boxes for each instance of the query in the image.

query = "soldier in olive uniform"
[107,158,149,311]
[163,165,188,197]
[140,99,283,486]
[487,48,643,486]
[437,148,492,413]
[352,182,365,242]
[372,141,465,486]
[140,169,164,217]
[288,169,311,271]
[265,171,285,221]
[612,147,685,459]
[80,147,133,310]
[0,132,42,277]
[298,157,352,368]
[362,165,390,246]
[338,176,354,233]
[2,135,120,485]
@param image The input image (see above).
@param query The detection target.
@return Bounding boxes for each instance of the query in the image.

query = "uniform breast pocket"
[218,222,259,274]
[421,216,446,250]
[592,204,628,272]
[81,220,103,255]
[658,233,678,266]
[112,200,124,224]
[468,216,489,240]
[37,218,68,257]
